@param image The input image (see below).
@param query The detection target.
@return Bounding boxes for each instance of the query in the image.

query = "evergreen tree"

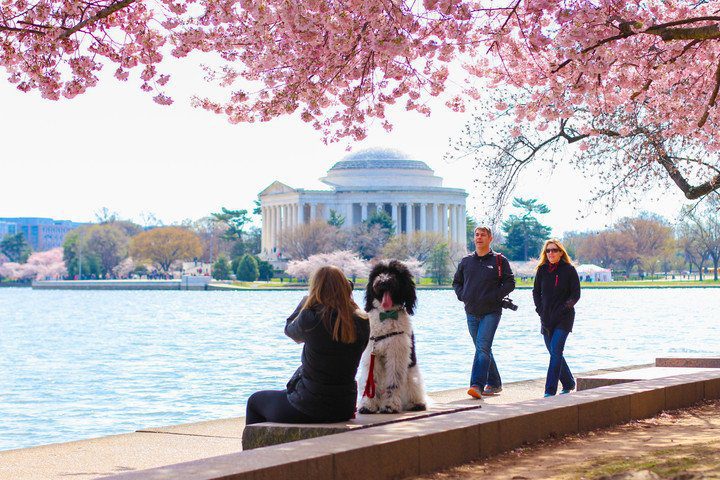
[328,209,345,228]
[257,259,274,281]
[212,256,231,280]
[466,214,477,251]
[367,210,395,235]
[427,243,451,285]
[236,254,259,281]
[1,233,30,263]
[501,198,551,261]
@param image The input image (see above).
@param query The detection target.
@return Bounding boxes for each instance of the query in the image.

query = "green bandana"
[379,310,399,321]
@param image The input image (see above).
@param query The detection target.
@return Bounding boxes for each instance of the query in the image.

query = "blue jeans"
[467,313,502,388]
[543,328,575,395]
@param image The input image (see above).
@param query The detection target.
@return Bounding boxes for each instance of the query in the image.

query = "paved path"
[0,365,648,480]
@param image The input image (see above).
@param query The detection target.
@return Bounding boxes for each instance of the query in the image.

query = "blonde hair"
[303,266,361,344]
[536,239,572,270]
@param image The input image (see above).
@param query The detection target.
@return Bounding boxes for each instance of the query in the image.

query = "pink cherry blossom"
[1,0,718,151]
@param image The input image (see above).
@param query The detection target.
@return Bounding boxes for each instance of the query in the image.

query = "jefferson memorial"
[258,148,468,257]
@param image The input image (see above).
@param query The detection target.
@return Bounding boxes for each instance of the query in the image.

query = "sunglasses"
[545,248,560,254]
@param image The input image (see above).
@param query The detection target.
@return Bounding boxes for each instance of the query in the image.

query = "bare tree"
[449,103,720,218]
[280,221,346,260]
[677,216,708,281]
[679,197,720,280]
[381,232,445,263]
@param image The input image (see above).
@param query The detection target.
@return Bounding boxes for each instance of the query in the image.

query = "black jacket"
[452,250,516,315]
[284,299,369,421]
[532,262,581,333]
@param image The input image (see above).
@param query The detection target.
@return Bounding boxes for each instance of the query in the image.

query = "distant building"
[258,148,468,258]
[0,221,18,238]
[0,217,85,251]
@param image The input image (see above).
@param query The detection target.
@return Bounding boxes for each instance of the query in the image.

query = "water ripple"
[0,288,718,451]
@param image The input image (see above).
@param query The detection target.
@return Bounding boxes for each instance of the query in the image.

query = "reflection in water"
[0,287,717,450]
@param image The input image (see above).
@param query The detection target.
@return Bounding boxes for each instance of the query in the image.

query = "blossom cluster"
[2,0,719,147]
[0,248,67,281]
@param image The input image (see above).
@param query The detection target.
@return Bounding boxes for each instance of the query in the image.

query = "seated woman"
[245,266,369,425]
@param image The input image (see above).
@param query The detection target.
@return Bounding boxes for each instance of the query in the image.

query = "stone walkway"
[0,365,650,480]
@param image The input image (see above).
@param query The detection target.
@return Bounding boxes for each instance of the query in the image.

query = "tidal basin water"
[0,287,718,451]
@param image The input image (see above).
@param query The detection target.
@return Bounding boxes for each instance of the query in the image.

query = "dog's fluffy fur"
[358,260,427,414]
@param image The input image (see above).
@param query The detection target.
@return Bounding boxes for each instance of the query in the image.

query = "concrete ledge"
[656,357,720,368]
[104,369,720,480]
[577,366,718,391]
[241,404,481,450]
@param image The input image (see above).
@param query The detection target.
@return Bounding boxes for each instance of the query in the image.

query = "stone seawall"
[32,277,212,291]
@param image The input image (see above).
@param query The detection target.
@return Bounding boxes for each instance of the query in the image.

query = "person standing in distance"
[533,239,580,397]
[452,226,516,399]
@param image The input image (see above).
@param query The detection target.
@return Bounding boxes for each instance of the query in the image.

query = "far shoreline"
[13,279,720,291]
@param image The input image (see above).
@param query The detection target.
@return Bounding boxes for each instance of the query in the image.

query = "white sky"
[0,56,688,237]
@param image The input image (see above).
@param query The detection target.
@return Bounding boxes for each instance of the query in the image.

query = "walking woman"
[533,239,580,397]
[245,266,369,426]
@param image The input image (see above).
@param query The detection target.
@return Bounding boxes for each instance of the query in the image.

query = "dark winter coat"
[452,250,516,316]
[284,298,369,421]
[532,262,581,334]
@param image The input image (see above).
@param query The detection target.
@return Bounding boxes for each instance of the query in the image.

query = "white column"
[440,204,448,239]
[275,205,282,250]
[266,206,272,251]
[298,202,305,225]
[407,203,415,236]
[268,205,275,250]
[310,203,317,221]
[376,203,383,213]
[391,203,399,231]
[420,203,427,233]
[457,204,465,245]
[361,202,368,221]
[450,205,457,244]
[345,203,353,227]
[432,203,438,234]
[262,206,268,252]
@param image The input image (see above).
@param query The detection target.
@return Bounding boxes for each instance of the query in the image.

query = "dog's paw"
[358,407,377,414]
[407,403,426,411]
[379,406,400,414]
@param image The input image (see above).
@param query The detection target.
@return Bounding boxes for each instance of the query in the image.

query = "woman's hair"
[536,238,573,270]
[303,266,362,343]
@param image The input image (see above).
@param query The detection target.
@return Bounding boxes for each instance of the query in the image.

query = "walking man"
[452,226,515,399]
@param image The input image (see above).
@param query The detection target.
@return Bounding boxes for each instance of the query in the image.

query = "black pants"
[245,389,317,425]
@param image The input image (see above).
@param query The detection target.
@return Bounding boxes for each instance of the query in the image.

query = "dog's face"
[364,260,416,315]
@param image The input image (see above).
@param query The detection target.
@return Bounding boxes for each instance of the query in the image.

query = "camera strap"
[496,253,503,279]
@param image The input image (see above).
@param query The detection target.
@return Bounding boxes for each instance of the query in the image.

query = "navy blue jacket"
[452,250,516,315]
[532,262,581,333]
[284,299,369,421]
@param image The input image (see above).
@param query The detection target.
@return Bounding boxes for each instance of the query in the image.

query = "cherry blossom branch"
[697,58,720,127]
[57,0,137,39]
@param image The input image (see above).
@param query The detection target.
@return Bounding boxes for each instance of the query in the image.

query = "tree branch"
[57,0,136,39]
[698,57,720,127]
[0,24,45,35]
[654,145,720,199]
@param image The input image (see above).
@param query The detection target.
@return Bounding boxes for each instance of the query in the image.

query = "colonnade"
[261,201,466,255]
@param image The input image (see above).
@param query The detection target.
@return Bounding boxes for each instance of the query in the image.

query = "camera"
[501,297,518,311]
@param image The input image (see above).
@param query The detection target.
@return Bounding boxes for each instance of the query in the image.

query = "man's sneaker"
[560,388,574,395]
[482,385,503,396]
[543,393,554,398]
[467,385,483,399]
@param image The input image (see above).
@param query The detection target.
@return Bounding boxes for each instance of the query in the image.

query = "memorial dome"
[321,148,442,188]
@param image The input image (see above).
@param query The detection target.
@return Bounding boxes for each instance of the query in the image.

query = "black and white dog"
[358,260,427,414]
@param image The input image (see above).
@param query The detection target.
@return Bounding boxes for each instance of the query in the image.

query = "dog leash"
[362,331,405,399]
